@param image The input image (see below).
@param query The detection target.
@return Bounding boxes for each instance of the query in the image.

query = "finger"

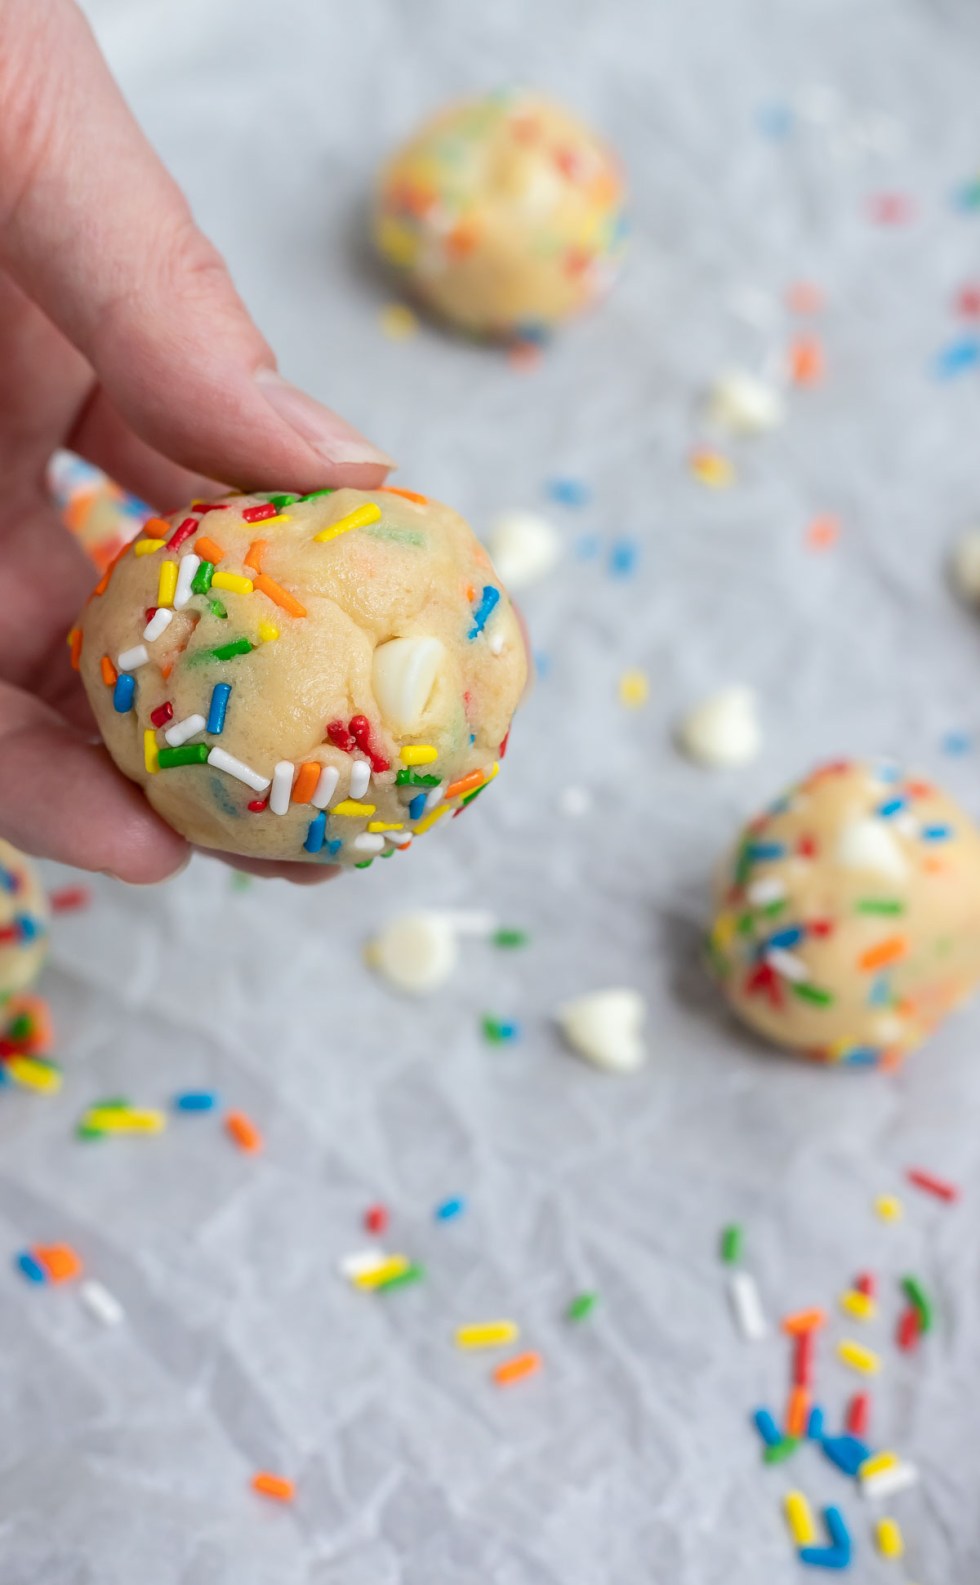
[0,679,188,882]
[208,853,341,885]
[67,384,224,514]
[0,0,393,494]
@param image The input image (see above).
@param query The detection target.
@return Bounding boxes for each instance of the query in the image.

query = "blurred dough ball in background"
[374,90,628,342]
[0,841,49,1001]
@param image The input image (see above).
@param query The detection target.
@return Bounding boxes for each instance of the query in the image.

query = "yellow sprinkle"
[313,503,382,543]
[839,1289,877,1322]
[618,669,649,708]
[367,822,404,833]
[711,911,738,952]
[783,1491,817,1548]
[455,1320,520,1350]
[256,514,290,527]
[400,744,438,766]
[258,620,279,643]
[837,1339,880,1374]
[413,803,450,836]
[85,1108,166,1135]
[157,560,178,607]
[144,729,159,775]
[875,1518,904,1560]
[690,449,736,488]
[211,571,254,596]
[859,1451,900,1482]
[5,1057,61,1094]
[875,1194,903,1222]
[352,1255,409,1290]
[134,538,165,556]
[376,216,420,267]
[332,800,376,817]
[380,302,419,340]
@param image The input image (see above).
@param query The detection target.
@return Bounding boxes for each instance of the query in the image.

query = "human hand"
[0,0,392,884]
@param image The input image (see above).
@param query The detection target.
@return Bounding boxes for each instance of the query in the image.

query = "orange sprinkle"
[251,1472,295,1503]
[254,572,307,618]
[225,1111,263,1153]
[781,1307,827,1336]
[858,936,907,973]
[444,769,485,801]
[786,281,825,315]
[379,486,429,505]
[68,627,83,670]
[35,1244,83,1284]
[789,336,825,385]
[194,535,226,564]
[142,517,171,537]
[806,514,840,551]
[291,762,321,804]
[493,1351,542,1387]
[160,663,173,681]
[465,583,477,602]
[508,341,543,372]
[446,221,479,259]
[905,780,935,799]
[91,541,130,597]
[244,539,267,573]
[922,856,948,875]
[100,655,118,687]
[785,1386,809,1438]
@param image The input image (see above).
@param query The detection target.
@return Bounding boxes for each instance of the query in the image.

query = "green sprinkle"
[191,559,214,595]
[299,487,336,502]
[268,493,299,510]
[901,1275,933,1334]
[760,898,787,918]
[158,744,209,769]
[720,1224,743,1264]
[208,598,228,619]
[734,840,753,890]
[88,1097,130,1111]
[791,981,834,1007]
[493,928,529,949]
[354,860,374,870]
[736,911,755,936]
[482,1016,506,1042]
[856,899,905,916]
[210,637,253,662]
[763,1436,801,1466]
[566,1291,597,1322]
[365,525,425,547]
[395,769,440,787]
[376,1261,425,1291]
[460,784,486,806]
[7,1013,32,1041]
[230,872,252,892]
[77,1124,106,1140]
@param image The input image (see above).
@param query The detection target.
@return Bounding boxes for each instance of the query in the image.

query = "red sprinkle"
[907,1167,960,1203]
[798,835,818,859]
[793,1328,814,1388]
[854,1271,877,1298]
[957,285,980,318]
[191,501,229,514]
[897,1305,921,1352]
[247,798,269,813]
[327,720,356,753]
[0,924,21,945]
[150,701,174,728]
[349,715,390,774]
[144,607,158,623]
[49,887,91,914]
[869,192,914,225]
[808,918,833,937]
[364,1204,389,1235]
[242,502,279,523]
[499,730,510,759]
[167,516,198,552]
[845,1392,870,1437]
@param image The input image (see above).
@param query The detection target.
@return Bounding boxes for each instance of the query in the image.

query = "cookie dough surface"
[374,91,628,340]
[0,841,48,1000]
[708,760,980,1066]
[75,488,526,868]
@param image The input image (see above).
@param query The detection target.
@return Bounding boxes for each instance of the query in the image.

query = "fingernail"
[255,368,395,469]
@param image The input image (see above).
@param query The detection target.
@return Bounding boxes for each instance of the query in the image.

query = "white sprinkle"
[311,765,340,809]
[385,829,413,848]
[677,686,761,768]
[486,510,561,590]
[270,760,294,816]
[729,1270,768,1341]
[556,988,647,1073]
[860,1463,919,1501]
[338,1249,389,1279]
[489,632,505,655]
[164,713,206,748]
[765,948,808,982]
[836,819,909,883]
[79,1279,124,1327]
[365,911,459,994]
[350,760,371,799]
[207,747,270,793]
[143,607,174,643]
[559,785,592,818]
[173,553,201,610]
[706,370,785,435]
[746,876,787,907]
[117,644,149,672]
[353,833,385,855]
[424,784,445,814]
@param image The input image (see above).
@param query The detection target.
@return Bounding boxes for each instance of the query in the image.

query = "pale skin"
[0,0,394,884]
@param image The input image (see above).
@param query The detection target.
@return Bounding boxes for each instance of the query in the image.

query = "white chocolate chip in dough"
[365,911,459,994]
[678,687,761,768]
[486,511,561,590]
[372,636,447,733]
[950,527,980,603]
[836,818,909,883]
[556,988,647,1073]
[706,370,785,436]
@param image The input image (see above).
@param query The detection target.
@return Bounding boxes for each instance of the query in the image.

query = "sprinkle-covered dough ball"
[75,488,526,868]
[374,91,628,340]
[0,841,48,1000]
[707,760,980,1067]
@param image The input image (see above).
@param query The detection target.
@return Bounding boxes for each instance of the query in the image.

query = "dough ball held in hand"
[707,760,980,1067]
[374,91,628,342]
[75,488,527,869]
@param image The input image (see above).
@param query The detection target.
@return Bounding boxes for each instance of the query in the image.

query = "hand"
[0,0,393,884]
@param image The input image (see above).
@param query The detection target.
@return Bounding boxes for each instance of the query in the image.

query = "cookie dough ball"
[374,91,628,340]
[0,841,48,1000]
[75,487,526,869]
[707,760,980,1067]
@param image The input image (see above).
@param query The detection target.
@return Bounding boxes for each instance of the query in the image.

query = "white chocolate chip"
[486,511,561,590]
[706,371,785,435]
[950,528,980,603]
[365,911,459,995]
[556,988,647,1073]
[372,636,447,733]
[836,818,909,882]
[677,687,761,768]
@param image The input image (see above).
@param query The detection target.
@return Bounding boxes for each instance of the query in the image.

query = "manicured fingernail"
[254,368,394,469]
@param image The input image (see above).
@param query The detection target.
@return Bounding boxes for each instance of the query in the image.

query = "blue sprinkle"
[174,1091,218,1112]
[547,477,591,509]
[942,731,971,755]
[325,839,342,856]
[806,1405,825,1440]
[954,177,980,211]
[766,925,806,951]
[876,796,906,818]
[608,539,639,579]
[16,1251,47,1284]
[799,1506,853,1569]
[825,1508,852,1554]
[468,585,500,640]
[747,841,786,863]
[753,1407,782,1448]
[0,1066,9,1087]
[868,976,892,1007]
[14,914,43,942]
[533,650,551,678]
[840,1047,882,1067]
[874,761,901,783]
[513,320,551,346]
[0,867,19,894]
[821,1433,869,1476]
[206,682,231,735]
[575,534,600,560]
[936,336,980,378]
[756,103,794,140]
[408,792,427,821]
[434,1196,465,1222]
[921,824,952,841]
[113,673,136,713]
[304,811,327,854]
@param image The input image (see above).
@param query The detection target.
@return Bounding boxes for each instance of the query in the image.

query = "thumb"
[0,0,393,493]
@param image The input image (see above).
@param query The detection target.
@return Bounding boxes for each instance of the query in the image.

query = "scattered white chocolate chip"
[836,818,909,883]
[706,371,785,435]
[486,510,562,590]
[556,988,647,1073]
[950,528,980,603]
[372,636,446,733]
[677,687,761,768]
[365,911,459,995]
